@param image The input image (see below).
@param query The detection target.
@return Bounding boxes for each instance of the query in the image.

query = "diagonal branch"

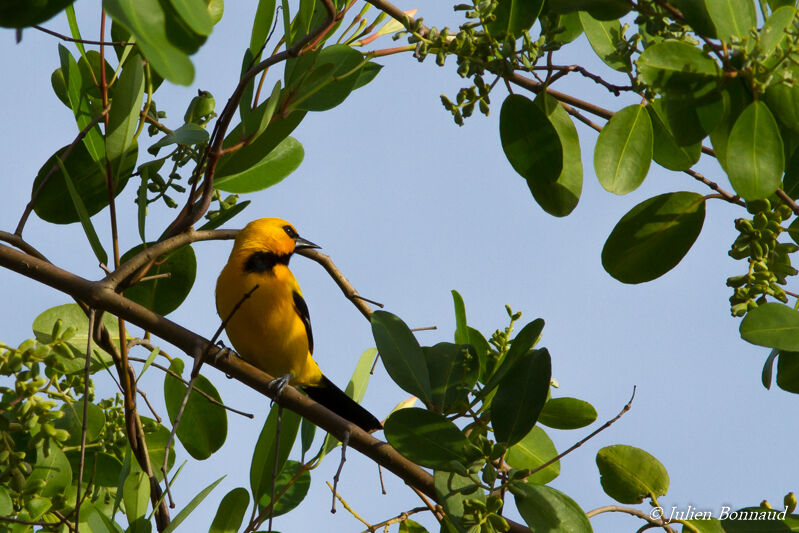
[0,242,532,533]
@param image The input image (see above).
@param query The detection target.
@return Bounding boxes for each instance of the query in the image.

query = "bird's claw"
[213,342,235,365]
[267,374,292,403]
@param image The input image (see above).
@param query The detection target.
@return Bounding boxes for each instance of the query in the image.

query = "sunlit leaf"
[594,105,652,195]
[596,445,669,504]
[602,192,705,284]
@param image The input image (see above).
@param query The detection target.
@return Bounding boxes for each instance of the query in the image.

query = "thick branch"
[0,243,530,532]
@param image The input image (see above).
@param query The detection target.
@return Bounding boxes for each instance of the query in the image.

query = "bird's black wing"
[292,290,314,354]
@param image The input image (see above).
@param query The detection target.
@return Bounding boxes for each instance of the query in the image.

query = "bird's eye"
[283,225,297,238]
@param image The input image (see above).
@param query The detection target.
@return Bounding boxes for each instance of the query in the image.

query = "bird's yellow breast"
[215,260,322,386]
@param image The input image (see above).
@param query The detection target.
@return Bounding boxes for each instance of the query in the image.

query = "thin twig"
[268,406,284,531]
[777,188,799,216]
[331,430,351,513]
[75,309,95,526]
[528,386,637,476]
[410,486,444,522]
[33,25,129,46]
[137,388,162,423]
[531,64,633,95]
[363,506,429,533]
[127,356,254,418]
[326,481,373,528]
[297,248,376,319]
[587,505,675,533]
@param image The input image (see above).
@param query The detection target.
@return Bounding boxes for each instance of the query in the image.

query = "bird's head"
[233,218,320,258]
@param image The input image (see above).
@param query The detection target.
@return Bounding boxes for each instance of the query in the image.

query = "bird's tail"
[302,376,382,432]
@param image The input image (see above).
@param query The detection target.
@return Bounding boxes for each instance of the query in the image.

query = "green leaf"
[250,0,277,57]
[423,343,479,414]
[346,348,377,404]
[669,0,717,37]
[32,141,134,224]
[65,450,123,487]
[293,45,368,111]
[602,191,706,284]
[705,0,756,41]
[58,45,106,164]
[452,289,468,345]
[214,136,304,193]
[579,12,629,71]
[162,476,225,533]
[135,417,175,482]
[0,487,11,516]
[218,110,305,177]
[32,303,119,364]
[148,123,210,155]
[164,359,227,460]
[120,242,197,316]
[740,303,799,351]
[759,7,795,57]
[241,81,282,141]
[727,101,784,200]
[384,408,483,471]
[538,397,598,430]
[530,94,582,217]
[511,483,593,533]
[654,95,722,147]
[54,399,106,444]
[710,80,752,171]
[57,155,108,265]
[198,200,251,230]
[208,0,223,24]
[353,61,383,90]
[776,351,799,394]
[105,0,195,85]
[765,84,799,135]
[371,311,433,405]
[399,518,430,533]
[106,55,144,179]
[87,509,124,533]
[168,0,214,36]
[500,94,563,185]
[210,487,250,533]
[492,348,551,446]
[0,0,75,28]
[542,11,583,44]
[487,0,544,36]
[258,460,311,515]
[648,106,701,171]
[434,470,485,527]
[549,0,631,20]
[637,40,721,98]
[594,104,652,195]
[596,444,669,504]
[250,405,301,503]
[679,519,726,533]
[505,426,560,484]
[478,318,544,400]
[27,446,72,499]
[122,471,150,529]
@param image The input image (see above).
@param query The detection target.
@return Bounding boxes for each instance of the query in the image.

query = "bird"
[215,217,382,432]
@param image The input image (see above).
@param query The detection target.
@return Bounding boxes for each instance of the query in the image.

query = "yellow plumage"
[215,218,381,432]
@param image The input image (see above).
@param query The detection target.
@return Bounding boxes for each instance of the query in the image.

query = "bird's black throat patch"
[244,251,291,273]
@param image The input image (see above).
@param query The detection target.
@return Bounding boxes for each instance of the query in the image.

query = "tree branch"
[0,242,532,533]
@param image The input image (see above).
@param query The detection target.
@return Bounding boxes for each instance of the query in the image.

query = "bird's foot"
[267,374,292,403]
[213,341,235,365]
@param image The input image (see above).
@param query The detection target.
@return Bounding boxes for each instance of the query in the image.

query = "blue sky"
[1,1,796,531]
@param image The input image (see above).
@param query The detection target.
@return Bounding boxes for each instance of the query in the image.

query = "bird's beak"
[295,236,320,250]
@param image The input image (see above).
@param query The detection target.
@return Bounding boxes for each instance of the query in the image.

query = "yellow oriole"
[215,218,382,432]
